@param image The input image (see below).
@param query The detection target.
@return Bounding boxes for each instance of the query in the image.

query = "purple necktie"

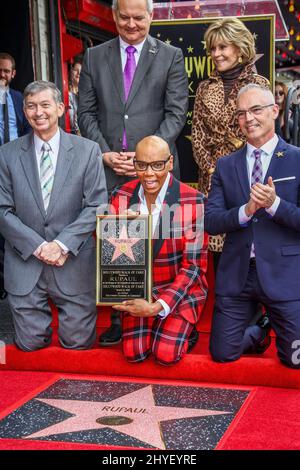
[123,46,136,149]
[123,45,137,100]
[251,149,263,185]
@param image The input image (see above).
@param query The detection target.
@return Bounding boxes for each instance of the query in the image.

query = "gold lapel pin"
[276,151,284,158]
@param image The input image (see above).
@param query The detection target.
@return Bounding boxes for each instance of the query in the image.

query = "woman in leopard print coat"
[192,17,269,254]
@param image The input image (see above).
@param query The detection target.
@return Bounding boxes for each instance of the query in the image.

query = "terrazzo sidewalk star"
[25,385,229,449]
[0,378,250,450]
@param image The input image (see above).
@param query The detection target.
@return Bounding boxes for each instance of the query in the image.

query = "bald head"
[136,135,170,157]
[134,136,173,203]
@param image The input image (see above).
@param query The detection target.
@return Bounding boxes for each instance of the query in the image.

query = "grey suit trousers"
[8,265,97,351]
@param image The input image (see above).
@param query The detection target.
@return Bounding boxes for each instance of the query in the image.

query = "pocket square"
[272,176,296,183]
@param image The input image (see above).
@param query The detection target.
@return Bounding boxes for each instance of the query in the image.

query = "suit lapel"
[153,176,179,260]
[235,137,288,208]
[107,37,125,105]
[20,133,46,217]
[128,181,140,208]
[235,145,249,201]
[45,130,75,219]
[126,36,158,109]
[264,137,288,183]
[127,176,179,260]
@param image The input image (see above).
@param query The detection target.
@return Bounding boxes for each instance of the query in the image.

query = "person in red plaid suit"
[110,136,208,365]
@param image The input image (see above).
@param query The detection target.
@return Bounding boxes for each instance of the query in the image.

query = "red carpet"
[1,335,300,390]
[1,255,299,450]
[1,253,299,389]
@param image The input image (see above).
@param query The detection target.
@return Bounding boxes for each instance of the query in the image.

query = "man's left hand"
[39,241,63,265]
[250,177,276,209]
[113,299,162,317]
[55,253,69,267]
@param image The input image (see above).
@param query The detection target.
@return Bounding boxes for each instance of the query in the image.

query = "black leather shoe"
[187,328,199,353]
[99,323,122,346]
[247,314,272,354]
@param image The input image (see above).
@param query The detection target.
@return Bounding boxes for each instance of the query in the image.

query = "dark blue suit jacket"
[0,89,31,145]
[205,136,300,301]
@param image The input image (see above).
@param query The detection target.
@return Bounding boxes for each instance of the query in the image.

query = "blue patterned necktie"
[251,149,263,185]
[40,142,54,211]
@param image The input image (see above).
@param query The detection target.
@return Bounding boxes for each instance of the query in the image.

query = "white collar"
[138,172,171,208]
[119,36,146,55]
[34,128,60,153]
[247,134,279,158]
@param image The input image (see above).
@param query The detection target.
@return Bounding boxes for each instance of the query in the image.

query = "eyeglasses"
[133,155,171,172]
[235,104,274,119]
[275,90,284,96]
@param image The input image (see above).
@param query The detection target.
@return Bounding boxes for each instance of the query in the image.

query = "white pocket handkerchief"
[272,176,296,183]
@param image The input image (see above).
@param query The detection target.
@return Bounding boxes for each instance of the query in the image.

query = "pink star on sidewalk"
[25,385,230,449]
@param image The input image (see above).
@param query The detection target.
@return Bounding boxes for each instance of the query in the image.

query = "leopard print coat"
[192,63,270,252]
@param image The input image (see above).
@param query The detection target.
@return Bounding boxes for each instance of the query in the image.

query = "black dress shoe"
[187,328,199,353]
[247,314,272,354]
[99,323,122,346]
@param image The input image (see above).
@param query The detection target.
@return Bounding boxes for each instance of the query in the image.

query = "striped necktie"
[40,142,54,211]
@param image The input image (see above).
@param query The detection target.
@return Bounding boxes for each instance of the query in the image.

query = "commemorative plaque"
[96,214,152,305]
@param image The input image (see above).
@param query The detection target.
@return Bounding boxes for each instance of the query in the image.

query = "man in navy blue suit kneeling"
[205,84,300,369]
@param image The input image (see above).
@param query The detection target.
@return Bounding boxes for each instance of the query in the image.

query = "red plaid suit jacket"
[110,175,208,324]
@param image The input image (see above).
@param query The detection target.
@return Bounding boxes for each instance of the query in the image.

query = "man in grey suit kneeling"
[0,80,107,351]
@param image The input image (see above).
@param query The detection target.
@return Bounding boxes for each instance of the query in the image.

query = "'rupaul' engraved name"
[109,276,138,282]
[101,406,146,413]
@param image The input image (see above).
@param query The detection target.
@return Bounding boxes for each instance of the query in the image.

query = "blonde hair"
[275,81,288,114]
[205,17,256,64]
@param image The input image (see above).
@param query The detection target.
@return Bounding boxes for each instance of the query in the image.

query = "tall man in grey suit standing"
[0,81,107,352]
[78,0,189,345]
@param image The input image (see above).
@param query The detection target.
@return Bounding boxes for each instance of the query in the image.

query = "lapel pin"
[276,151,284,158]
[149,48,156,54]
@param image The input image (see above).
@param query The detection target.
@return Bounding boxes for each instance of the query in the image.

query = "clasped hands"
[103,151,137,177]
[245,176,277,217]
[34,241,68,267]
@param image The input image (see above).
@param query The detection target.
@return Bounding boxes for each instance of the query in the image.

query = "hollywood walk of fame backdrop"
[96,215,152,305]
[0,377,251,450]
[150,15,275,184]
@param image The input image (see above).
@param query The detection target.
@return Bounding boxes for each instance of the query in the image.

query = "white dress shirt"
[34,130,60,177]
[239,134,280,257]
[119,37,146,70]
[138,172,171,318]
[0,88,18,143]
[34,130,69,255]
